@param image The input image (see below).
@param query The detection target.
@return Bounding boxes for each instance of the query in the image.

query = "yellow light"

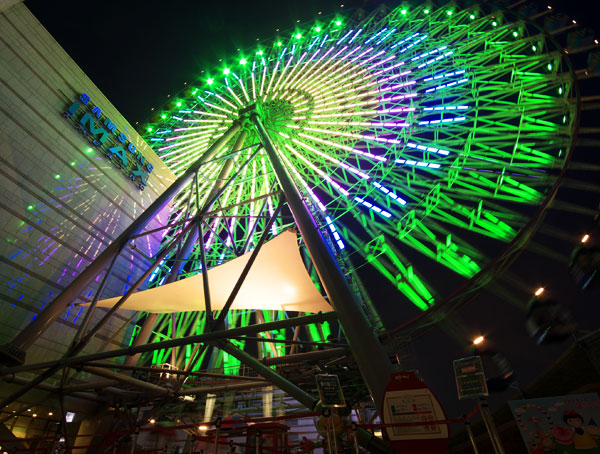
[473,336,485,345]
[32,414,37,418]
[199,425,208,431]
[48,412,53,416]
[535,287,545,296]
[149,418,156,424]
[582,234,590,243]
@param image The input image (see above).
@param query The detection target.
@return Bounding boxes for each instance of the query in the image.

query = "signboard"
[453,356,488,400]
[509,393,600,453]
[315,374,346,408]
[63,93,153,190]
[381,371,449,452]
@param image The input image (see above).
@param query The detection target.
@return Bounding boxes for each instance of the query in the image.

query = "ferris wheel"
[142,1,579,340]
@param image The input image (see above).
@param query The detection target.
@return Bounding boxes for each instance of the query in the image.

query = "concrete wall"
[0,2,176,365]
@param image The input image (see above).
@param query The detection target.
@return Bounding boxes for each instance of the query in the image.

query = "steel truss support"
[125,131,249,367]
[208,340,394,453]
[250,113,392,413]
[0,312,338,374]
[0,121,242,367]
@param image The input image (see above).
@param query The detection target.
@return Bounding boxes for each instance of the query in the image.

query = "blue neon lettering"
[79,113,110,144]
[107,145,127,167]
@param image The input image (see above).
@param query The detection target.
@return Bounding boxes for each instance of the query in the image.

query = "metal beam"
[0,312,338,374]
[85,362,267,381]
[177,380,272,395]
[250,113,392,413]
[260,347,349,366]
[211,340,317,410]
[82,367,170,396]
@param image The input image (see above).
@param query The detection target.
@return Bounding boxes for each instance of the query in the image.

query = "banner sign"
[64,93,153,190]
[315,374,346,408]
[509,393,600,453]
[381,371,449,452]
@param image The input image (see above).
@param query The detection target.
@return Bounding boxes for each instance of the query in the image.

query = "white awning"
[94,229,331,313]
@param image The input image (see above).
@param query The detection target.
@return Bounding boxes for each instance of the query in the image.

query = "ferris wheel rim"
[142,1,582,326]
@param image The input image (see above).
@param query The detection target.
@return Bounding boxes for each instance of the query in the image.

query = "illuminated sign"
[453,356,488,400]
[64,93,153,190]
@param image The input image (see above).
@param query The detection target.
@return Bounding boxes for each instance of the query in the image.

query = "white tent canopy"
[94,229,331,314]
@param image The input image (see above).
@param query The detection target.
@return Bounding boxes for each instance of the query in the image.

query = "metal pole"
[0,121,242,366]
[478,398,505,454]
[250,113,392,412]
[464,415,479,454]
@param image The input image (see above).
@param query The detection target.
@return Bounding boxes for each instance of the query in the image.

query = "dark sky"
[26,0,600,421]
[27,0,377,125]
[26,0,595,125]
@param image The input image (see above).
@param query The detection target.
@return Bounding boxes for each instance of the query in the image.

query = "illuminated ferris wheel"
[141,2,579,354]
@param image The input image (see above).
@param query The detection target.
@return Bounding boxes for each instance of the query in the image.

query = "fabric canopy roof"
[94,229,331,314]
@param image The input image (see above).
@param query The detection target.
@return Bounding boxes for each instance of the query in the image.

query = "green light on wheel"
[277,41,282,47]
[401,9,407,15]
[469,14,475,19]
[257,50,264,55]
[532,45,537,51]
[315,26,321,32]
[27,205,34,211]
[240,58,247,65]
[447,10,452,15]
[423,9,429,14]
[147,127,153,132]
[161,114,167,119]
[223,68,230,75]
[70,161,76,166]
[54,174,60,179]
[335,20,342,26]
[513,31,518,37]
[492,21,497,26]
[295,33,302,39]
[547,63,552,71]
[207,78,214,85]
[176,101,182,107]
[86,148,93,153]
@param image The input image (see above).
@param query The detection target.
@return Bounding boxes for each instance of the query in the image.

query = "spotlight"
[534,287,545,296]
[473,336,485,345]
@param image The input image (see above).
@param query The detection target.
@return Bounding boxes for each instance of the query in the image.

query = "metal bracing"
[0,312,338,375]
[0,121,242,366]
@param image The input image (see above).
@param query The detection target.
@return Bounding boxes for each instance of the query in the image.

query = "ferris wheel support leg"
[0,121,242,367]
[249,113,392,413]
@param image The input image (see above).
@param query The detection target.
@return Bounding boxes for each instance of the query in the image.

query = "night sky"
[25,0,600,421]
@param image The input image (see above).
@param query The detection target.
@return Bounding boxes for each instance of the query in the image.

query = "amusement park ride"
[1,0,600,452]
